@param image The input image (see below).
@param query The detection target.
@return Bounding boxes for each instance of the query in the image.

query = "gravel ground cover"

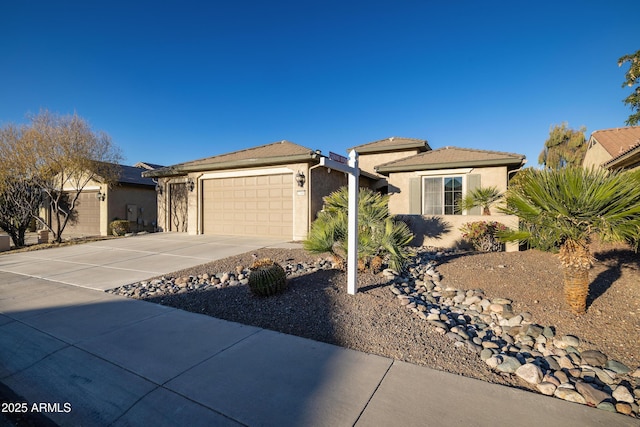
[110,240,640,416]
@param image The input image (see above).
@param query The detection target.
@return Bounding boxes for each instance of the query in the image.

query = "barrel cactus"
[248,258,288,297]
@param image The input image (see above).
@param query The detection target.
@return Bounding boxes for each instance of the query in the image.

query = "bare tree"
[0,178,41,247]
[17,110,123,243]
[0,124,42,246]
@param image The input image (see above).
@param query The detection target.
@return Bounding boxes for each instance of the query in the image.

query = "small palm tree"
[303,187,414,272]
[499,167,640,314]
[457,186,502,215]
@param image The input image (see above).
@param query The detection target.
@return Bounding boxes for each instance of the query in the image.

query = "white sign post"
[320,150,359,295]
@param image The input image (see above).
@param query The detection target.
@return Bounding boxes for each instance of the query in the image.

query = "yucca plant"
[457,186,503,215]
[248,258,288,297]
[499,167,640,314]
[303,187,414,272]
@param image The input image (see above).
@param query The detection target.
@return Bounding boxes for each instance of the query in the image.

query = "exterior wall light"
[295,171,306,187]
[155,183,163,195]
[96,189,106,201]
[187,178,195,192]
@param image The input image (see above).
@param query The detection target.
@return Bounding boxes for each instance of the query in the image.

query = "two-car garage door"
[201,174,293,239]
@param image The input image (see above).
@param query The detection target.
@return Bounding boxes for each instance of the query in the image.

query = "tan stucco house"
[42,164,159,237]
[582,126,640,170]
[146,137,526,251]
[354,139,526,250]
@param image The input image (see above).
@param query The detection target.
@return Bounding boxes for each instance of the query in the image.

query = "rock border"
[107,248,640,418]
[387,248,639,418]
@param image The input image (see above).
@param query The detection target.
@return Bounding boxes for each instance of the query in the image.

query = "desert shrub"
[248,258,288,297]
[460,221,507,252]
[303,187,414,272]
[456,186,503,215]
[110,219,130,236]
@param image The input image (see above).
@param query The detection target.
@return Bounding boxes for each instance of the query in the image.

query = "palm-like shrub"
[457,186,502,215]
[303,187,414,272]
[499,167,640,314]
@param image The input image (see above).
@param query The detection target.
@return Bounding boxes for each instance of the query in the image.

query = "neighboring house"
[146,137,526,251]
[142,140,378,241]
[41,163,159,237]
[582,127,640,170]
[372,144,526,250]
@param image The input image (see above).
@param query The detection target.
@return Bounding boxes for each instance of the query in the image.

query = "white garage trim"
[199,167,293,180]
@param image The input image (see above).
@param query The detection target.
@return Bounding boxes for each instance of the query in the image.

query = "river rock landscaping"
[108,243,640,419]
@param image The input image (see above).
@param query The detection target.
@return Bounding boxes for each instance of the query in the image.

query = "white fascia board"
[415,168,473,176]
[199,167,293,180]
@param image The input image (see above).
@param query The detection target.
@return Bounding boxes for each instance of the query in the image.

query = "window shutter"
[467,174,482,215]
[409,177,421,214]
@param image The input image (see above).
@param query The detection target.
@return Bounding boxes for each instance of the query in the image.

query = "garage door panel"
[202,174,293,239]
[64,191,101,236]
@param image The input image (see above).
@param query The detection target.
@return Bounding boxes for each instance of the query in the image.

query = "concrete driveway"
[0,233,296,291]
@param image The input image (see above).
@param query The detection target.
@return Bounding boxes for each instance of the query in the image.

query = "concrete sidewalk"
[0,236,636,426]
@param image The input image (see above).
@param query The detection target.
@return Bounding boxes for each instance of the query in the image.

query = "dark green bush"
[248,258,288,297]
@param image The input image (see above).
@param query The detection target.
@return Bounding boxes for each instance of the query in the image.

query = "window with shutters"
[423,176,463,215]
[408,173,481,216]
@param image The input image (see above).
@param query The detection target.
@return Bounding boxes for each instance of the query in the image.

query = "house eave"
[375,158,525,174]
[142,153,320,178]
[351,141,430,154]
[602,146,640,170]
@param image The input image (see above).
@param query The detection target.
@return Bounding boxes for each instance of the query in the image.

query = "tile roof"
[349,137,430,153]
[143,140,319,177]
[375,146,526,173]
[590,127,640,157]
[117,165,156,186]
[92,162,156,186]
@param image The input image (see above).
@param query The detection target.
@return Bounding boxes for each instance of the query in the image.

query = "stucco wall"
[583,142,612,169]
[387,166,518,251]
[309,167,380,223]
[310,167,348,222]
[156,177,169,232]
[357,149,421,175]
[387,166,508,214]
[396,214,519,251]
[106,185,157,235]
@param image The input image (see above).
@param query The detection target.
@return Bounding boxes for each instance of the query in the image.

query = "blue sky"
[1,1,638,168]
